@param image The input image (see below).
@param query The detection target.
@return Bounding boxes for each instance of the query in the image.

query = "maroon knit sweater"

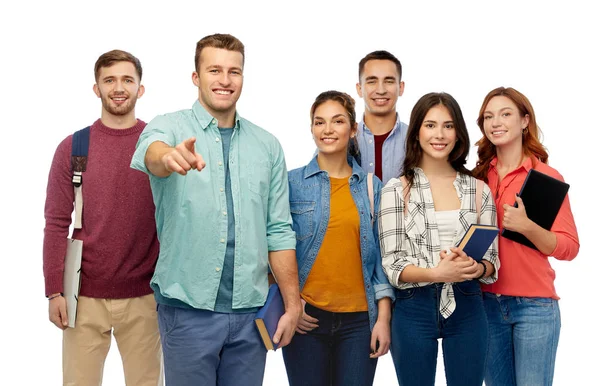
[43,119,159,298]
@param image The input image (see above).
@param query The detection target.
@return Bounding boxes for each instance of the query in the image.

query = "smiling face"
[356,59,404,118]
[93,61,144,118]
[418,104,457,164]
[482,95,530,149]
[311,100,356,157]
[192,47,243,121]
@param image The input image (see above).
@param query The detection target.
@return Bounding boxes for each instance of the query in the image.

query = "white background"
[1,0,596,384]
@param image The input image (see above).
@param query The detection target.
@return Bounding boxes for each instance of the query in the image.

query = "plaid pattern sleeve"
[477,182,500,284]
[378,178,412,288]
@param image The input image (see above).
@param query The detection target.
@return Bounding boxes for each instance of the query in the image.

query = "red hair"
[472,87,548,181]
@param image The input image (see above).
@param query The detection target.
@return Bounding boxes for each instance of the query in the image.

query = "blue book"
[254,283,284,350]
[456,224,499,261]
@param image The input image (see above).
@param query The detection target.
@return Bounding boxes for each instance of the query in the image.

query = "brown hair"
[194,33,245,72]
[358,50,402,81]
[310,91,361,165]
[403,92,472,188]
[472,87,548,181]
[94,50,142,82]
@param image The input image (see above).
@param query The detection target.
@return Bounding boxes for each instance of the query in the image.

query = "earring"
[522,127,528,134]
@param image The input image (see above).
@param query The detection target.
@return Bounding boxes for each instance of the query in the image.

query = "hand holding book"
[48,294,69,330]
[436,248,480,282]
[255,284,284,350]
[272,309,300,349]
[502,194,531,234]
[255,284,306,350]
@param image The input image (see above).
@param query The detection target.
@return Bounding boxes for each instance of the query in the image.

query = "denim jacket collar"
[303,155,366,182]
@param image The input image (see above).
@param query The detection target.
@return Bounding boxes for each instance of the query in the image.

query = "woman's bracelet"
[47,293,63,301]
[476,261,487,280]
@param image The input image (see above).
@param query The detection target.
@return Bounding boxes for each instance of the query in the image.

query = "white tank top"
[435,209,460,253]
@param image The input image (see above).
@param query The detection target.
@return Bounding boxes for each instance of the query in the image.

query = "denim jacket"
[288,156,394,330]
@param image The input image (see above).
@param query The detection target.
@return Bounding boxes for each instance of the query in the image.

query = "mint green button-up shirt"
[131,101,296,310]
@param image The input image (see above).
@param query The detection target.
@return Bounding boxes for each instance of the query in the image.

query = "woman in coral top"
[283,91,393,386]
[472,87,580,386]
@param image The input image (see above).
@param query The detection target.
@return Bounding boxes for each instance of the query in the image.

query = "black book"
[501,169,570,250]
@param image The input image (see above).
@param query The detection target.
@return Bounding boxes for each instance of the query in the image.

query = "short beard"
[100,91,137,116]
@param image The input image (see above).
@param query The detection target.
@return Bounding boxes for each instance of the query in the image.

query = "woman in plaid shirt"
[379,92,500,386]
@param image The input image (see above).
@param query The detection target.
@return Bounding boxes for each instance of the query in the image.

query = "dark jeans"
[282,303,377,386]
[391,281,488,386]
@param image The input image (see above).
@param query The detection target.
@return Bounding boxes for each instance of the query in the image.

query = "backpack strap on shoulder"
[71,127,90,229]
[475,179,484,223]
[367,173,374,224]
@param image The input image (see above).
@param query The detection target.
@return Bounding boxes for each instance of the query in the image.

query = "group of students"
[43,33,579,386]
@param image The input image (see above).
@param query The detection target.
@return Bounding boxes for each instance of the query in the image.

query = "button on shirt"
[131,100,296,310]
[357,114,408,185]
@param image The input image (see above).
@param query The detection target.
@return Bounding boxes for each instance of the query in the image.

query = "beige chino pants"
[63,294,163,386]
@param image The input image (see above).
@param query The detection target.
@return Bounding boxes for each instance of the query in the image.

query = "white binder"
[64,238,83,328]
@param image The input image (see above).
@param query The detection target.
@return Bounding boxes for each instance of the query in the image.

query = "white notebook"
[64,238,83,328]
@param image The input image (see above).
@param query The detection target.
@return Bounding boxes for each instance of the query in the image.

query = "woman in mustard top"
[283,91,394,386]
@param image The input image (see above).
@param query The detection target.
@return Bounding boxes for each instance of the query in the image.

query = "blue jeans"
[282,303,377,386]
[391,281,488,386]
[157,304,266,386]
[483,293,561,386]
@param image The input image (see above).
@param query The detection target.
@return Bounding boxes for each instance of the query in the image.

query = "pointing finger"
[183,137,196,152]
[195,153,206,171]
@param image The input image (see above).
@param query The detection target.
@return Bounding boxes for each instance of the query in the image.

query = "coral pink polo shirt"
[481,156,579,299]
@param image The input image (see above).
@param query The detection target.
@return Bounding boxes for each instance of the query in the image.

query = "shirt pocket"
[248,162,271,197]
[290,201,316,241]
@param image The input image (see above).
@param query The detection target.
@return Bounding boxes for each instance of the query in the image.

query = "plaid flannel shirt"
[378,168,499,318]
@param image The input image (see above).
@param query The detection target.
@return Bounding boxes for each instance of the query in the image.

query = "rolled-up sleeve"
[266,141,296,252]
[131,115,175,175]
[479,183,500,284]
[549,192,579,261]
[378,182,412,288]
[372,178,395,300]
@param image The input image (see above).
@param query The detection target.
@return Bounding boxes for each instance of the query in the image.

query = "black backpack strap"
[71,127,90,229]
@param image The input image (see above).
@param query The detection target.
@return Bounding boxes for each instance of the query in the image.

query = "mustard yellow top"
[301,176,368,312]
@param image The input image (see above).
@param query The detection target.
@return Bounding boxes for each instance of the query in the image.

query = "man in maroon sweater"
[43,50,163,385]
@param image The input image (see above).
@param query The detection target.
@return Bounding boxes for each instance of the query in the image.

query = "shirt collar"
[490,155,534,172]
[303,154,366,182]
[358,113,401,135]
[192,100,241,130]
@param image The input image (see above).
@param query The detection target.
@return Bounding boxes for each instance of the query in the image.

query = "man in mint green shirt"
[131,33,301,386]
